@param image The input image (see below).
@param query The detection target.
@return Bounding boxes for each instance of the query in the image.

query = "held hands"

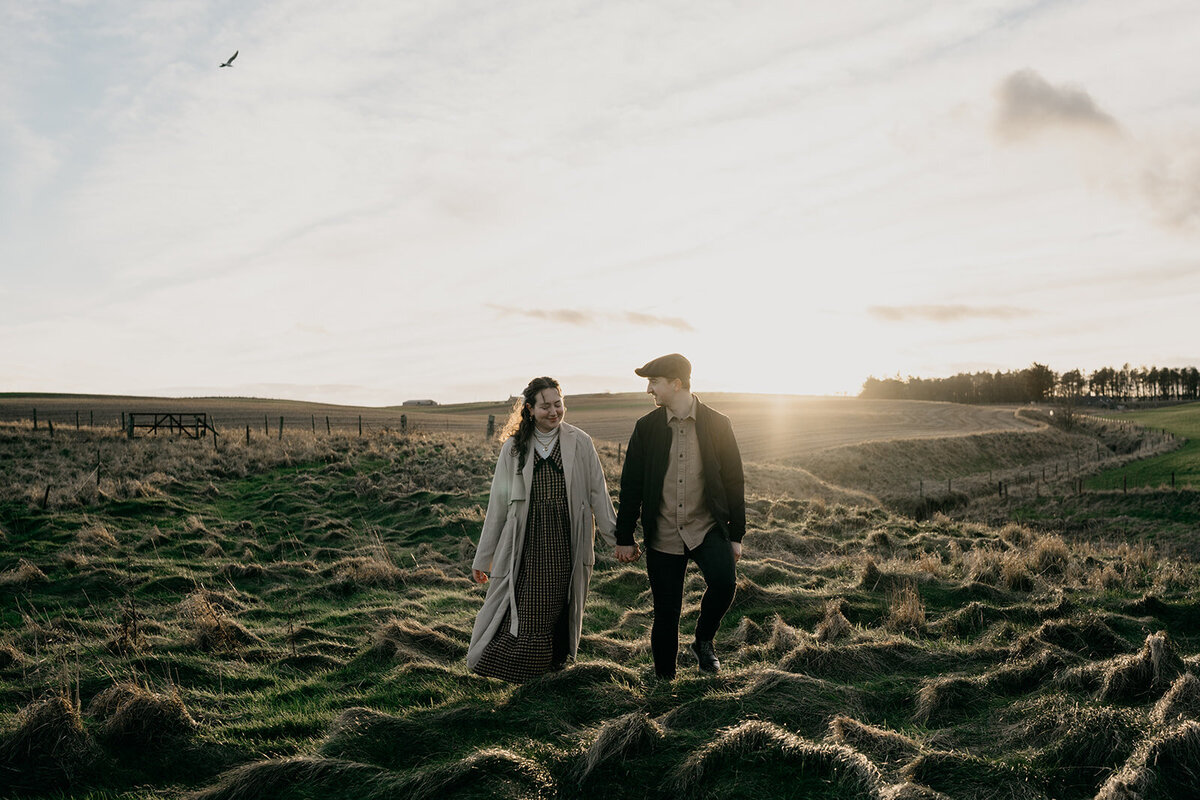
[472,569,489,584]
[731,542,743,562]
[614,543,641,563]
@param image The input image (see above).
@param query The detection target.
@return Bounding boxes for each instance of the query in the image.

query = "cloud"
[488,305,693,331]
[994,69,1121,141]
[869,304,1035,323]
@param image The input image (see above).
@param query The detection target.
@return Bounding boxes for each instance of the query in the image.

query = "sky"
[3,1,1199,406]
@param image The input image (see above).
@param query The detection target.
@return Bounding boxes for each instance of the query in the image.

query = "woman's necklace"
[533,427,558,458]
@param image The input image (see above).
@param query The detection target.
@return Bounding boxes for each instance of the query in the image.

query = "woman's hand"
[472,569,489,584]
[615,544,641,563]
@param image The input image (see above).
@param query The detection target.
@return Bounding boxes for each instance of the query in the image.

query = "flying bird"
[219,50,238,68]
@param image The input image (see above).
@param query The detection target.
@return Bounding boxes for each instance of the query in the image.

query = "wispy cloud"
[869,304,1035,323]
[994,69,1121,142]
[488,305,693,331]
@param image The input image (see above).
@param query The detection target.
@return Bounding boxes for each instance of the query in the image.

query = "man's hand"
[472,569,489,584]
[731,542,743,562]
[615,543,641,563]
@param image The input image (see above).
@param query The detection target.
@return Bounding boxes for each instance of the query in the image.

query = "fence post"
[246,425,250,445]
[76,411,80,430]
[264,415,269,436]
[121,412,125,431]
[279,416,284,440]
[359,415,363,437]
[487,414,495,438]
[326,416,331,435]
[96,448,101,488]
[127,414,135,438]
[48,419,54,438]
[33,408,37,430]
[90,410,94,427]
[401,414,407,433]
[312,415,316,434]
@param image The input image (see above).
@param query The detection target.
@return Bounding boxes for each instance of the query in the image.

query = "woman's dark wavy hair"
[501,377,563,471]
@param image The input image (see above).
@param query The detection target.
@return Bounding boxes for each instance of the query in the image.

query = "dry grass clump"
[1019,700,1143,796]
[86,682,197,750]
[816,598,853,643]
[902,750,1047,800]
[1095,720,1200,800]
[962,546,1033,592]
[1098,631,1185,702]
[573,711,664,785]
[916,651,1062,727]
[828,715,921,768]
[75,522,119,549]
[731,615,767,647]
[886,581,927,634]
[1018,615,1131,659]
[765,613,805,655]
[673,719,883,799]
[1025,534,1070,576]
[322,705,475,770]
[880,784,954,800]
[0,639,24,669]
[0,558,49,587]
[415,747,555,800]
[328,555,403,587]
[369,618,467,663]
[182,593,262,652]
[1151,672,1200,727]
[189,755,397,800]
[0,694,95,793]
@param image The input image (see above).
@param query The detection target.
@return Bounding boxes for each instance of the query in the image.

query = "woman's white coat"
[466,422,617,670]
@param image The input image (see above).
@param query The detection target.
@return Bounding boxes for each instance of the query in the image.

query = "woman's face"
[528,388,565,433]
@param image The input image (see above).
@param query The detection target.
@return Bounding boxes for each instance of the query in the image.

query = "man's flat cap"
[634,353,691,382]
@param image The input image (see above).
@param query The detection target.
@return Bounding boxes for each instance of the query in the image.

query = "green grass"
[4,423,1200,799]
[1087,402,1200,490]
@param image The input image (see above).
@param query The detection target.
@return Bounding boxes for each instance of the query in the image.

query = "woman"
[467,377,617,681]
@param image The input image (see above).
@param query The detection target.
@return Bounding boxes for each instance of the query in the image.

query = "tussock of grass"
[886,581,927,635]
[1098,631,1185,703]
[741,669,865,737]
[828,715,921,768]
[414,747,554,800]
[369,618,467,663]
[0,694,95,794]
[880,784,954,800]
[816,598,852,643]
[182,595,262,652]
[1024,701,1143,796]
[574,711,664,785]
[578,632,640,661]
[0,640,24,669]
[1016,615,1131,659]
[321,705,475,770]
[730,616,767,647]
[1095,720,1200,800]
[1,558,49,586]
[902,750,1047,800]
[326,555,403,587]
[188,755,396,800]
[1150,672,1200,727]
[86,681,197,750]
[672,719,883,799]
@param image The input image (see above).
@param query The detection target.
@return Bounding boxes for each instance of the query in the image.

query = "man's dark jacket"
[615,398,745,546]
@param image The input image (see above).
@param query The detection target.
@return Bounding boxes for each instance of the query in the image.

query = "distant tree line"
[860,363,1200,404]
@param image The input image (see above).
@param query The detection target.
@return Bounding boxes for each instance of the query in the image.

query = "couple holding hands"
[467,354,746,683]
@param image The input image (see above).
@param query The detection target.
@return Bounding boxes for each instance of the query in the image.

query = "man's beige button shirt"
[652,396,716,554]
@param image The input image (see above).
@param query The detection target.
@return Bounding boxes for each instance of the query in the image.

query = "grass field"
[4,404,1200,799]
[1085,403,1200,491]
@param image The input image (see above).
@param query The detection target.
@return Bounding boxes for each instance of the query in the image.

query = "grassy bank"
[3,423,1200,799]
[1086,403,1200,491]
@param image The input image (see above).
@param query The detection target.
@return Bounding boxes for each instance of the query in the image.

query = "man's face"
[646,376,681,407]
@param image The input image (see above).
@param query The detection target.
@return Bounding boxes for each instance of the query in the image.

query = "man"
[615,353,745,679]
